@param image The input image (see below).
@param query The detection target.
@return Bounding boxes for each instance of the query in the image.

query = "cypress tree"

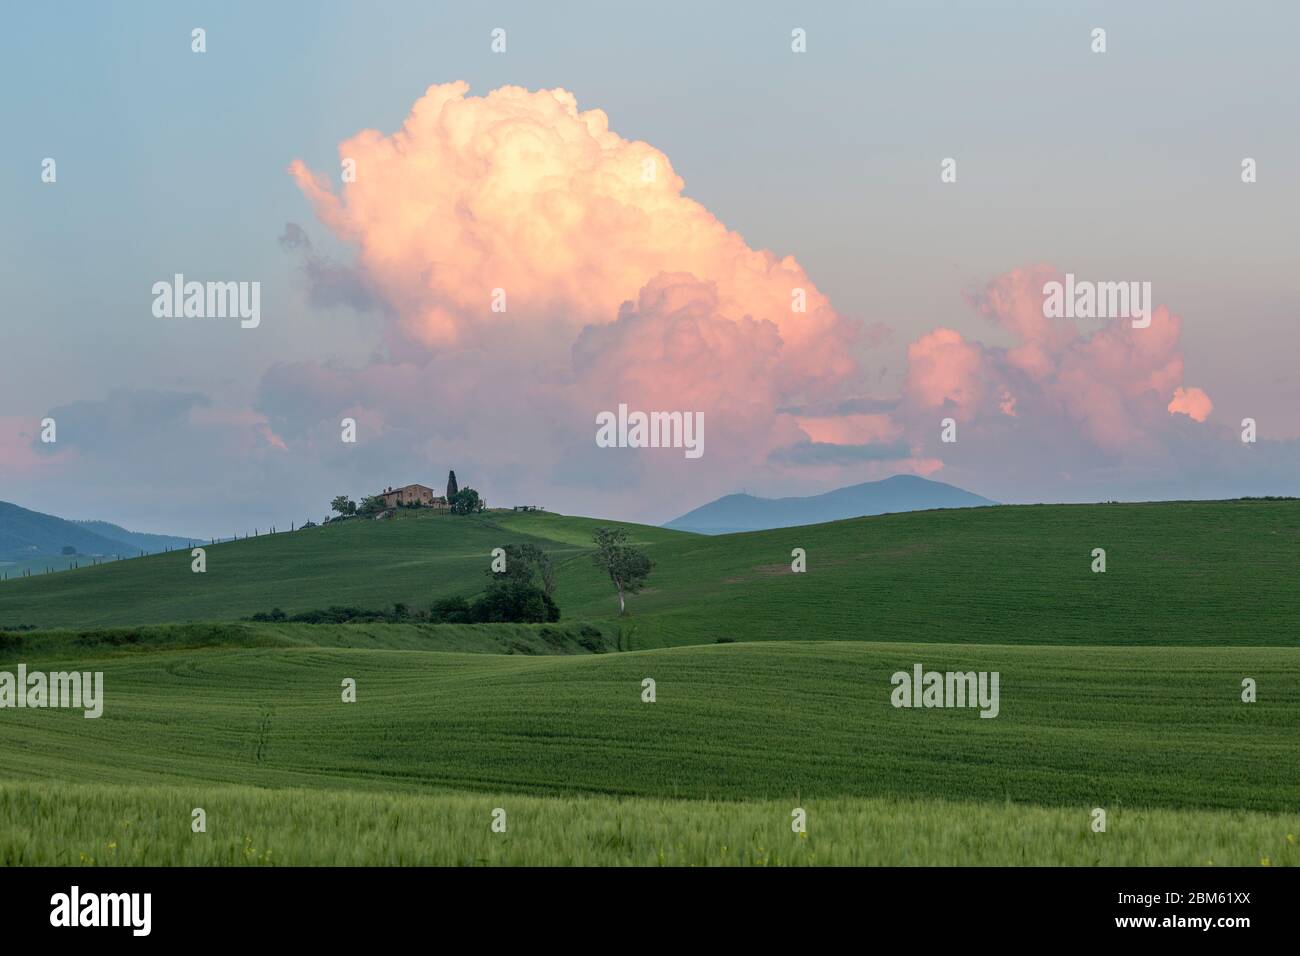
[447,470,459,500]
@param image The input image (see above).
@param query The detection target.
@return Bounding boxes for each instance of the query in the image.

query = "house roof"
[381,483,435,494]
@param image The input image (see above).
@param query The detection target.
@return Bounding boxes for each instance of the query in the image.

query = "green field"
[4,782,1294,867]
[1,502,1296,648]
[1,502,1296,865]
[1,637,1296,808]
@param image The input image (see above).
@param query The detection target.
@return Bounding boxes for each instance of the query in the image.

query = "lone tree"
[330,495,356,517]
[591,527,653,615]
[446,470,459,500]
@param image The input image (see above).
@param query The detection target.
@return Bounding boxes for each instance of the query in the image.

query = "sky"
[1,0,1298,536]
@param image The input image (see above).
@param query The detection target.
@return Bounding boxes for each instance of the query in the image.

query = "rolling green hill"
[0,510,683,631]
[2,501,1297,649]
[1,638,1295,811]
[3,500,1296,865]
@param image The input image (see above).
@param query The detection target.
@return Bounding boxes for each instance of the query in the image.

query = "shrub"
[78,629,142,647]
[577,629,607,653]
[292,606,378,624]
[429,596,473,624]
[470,581,559,624]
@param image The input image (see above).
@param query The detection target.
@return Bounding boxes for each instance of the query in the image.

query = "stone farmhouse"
[377,484,449,510]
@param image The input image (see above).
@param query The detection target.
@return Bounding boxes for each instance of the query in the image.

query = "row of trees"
[330,494,379,517]
[328,486,483,519]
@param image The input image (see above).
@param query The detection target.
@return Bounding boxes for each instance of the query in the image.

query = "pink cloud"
[1168,386,1213,422]
[903,328,990,423]
[273,84,1237,515]
[288,82,859,395]
[794,413,901,446]
[0,416,75,479]
[928,266,1212,451]
[280,83,907,515]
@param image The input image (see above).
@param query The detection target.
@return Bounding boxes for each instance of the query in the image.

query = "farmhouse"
[377,484,448,509]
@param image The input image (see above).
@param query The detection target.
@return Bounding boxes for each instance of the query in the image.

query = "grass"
[2,781,1294,866]
[0,501,1296,650]
[2,640,1295,812]
[558,499,1300,648]
[0,509,683,630]
[0,555,122,580]
[3,500,1296,865]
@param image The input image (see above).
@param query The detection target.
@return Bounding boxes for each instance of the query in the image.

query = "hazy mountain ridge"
[0,501,197,560]
[664,475,997,534]
[72,519,200,555]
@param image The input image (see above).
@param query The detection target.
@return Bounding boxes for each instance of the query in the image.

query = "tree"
[429,595,473,624]
[471,579,559,623]
[590,528,654,615]
[522,543,557,597]
[449,487,483,514]
[488,543,556,597]
[446,470,459,500]
[330,495,356,517]
[357,495,386,515]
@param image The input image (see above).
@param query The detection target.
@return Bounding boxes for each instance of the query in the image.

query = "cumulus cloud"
[1168,386,1213,422]
[267,85,1281,516]
[885,265,1239,500]
[287,82,860,393]
[903,328,991,424]
[901,265,1213,452]
[5,84,1294,533]
[275,82,913,516]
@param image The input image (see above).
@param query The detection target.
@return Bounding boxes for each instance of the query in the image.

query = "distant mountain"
[0,501,198,560]
[72,520,200,555]
[664,475,997,534]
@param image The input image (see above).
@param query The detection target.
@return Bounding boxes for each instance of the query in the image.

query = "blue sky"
[1,1,1297,535]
